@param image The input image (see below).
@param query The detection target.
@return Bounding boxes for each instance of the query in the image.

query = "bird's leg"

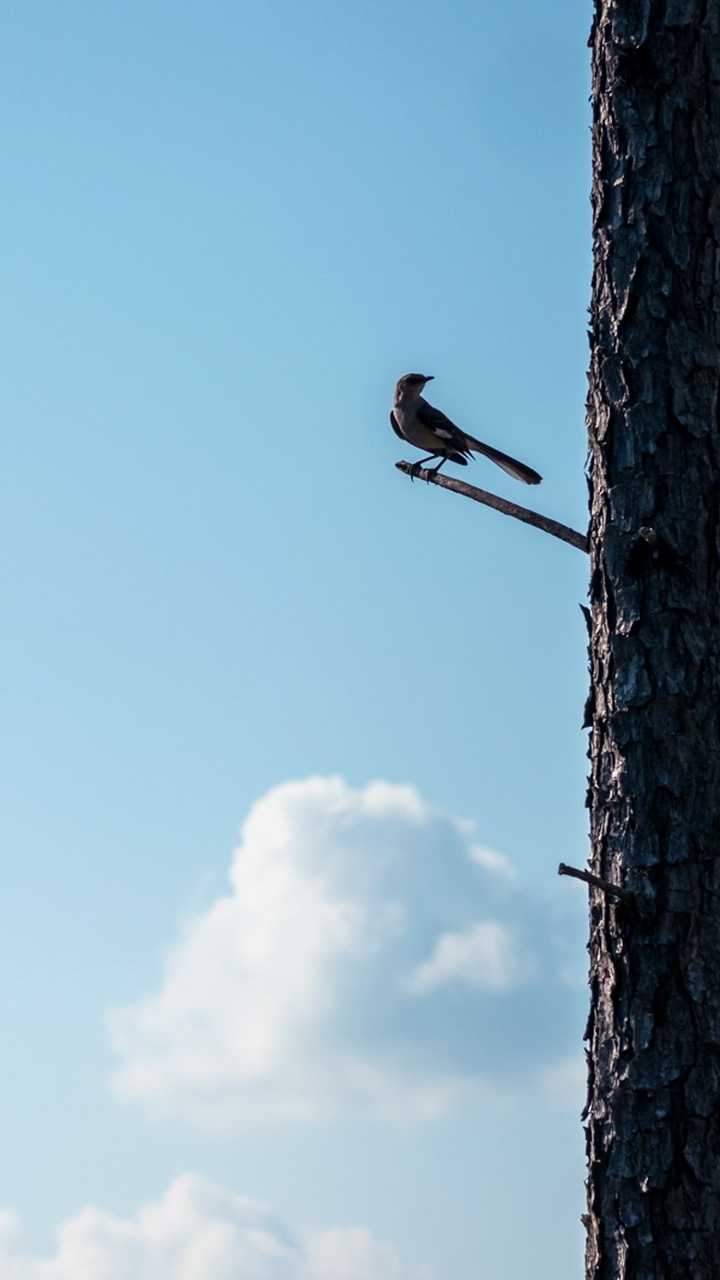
[427,457,448,478]
[409,453,440,481]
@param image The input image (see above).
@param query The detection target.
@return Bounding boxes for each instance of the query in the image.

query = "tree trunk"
[585,2,720,1278]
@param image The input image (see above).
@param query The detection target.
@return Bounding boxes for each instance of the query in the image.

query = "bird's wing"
[415,401,471,455]
[463,433,542,485]
[389,410,405,440]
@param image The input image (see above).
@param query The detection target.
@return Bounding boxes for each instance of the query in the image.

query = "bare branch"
[395,461,588,553]
[557,862,635,907]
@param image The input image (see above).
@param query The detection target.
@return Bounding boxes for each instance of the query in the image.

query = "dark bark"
[585,2,720,1277]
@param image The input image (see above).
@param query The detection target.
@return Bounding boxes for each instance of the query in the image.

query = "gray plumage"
[390,373,542,485]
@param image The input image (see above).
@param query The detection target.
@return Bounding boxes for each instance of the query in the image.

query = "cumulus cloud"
[0,1175,429,1280]
[404,921,536,994]
[109,777,585,1125]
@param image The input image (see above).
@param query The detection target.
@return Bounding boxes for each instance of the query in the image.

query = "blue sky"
[1,1,592,1276]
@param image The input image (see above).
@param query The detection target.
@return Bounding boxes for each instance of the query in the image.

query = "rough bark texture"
[586,2,720,1278]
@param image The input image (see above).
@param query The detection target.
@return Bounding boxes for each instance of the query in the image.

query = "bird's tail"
[464,435,542,485]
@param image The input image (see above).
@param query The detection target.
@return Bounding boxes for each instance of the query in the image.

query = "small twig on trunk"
[558,862,635,907]
[395,461,588,553]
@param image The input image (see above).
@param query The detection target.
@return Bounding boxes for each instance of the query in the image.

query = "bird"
[390,374,542,485]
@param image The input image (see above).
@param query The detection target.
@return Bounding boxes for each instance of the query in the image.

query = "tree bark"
[585,3,720,1277]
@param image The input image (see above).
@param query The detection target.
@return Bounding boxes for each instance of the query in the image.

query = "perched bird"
[390,374,542,484]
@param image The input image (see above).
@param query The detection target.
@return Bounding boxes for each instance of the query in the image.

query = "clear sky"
[1,2,592,1277]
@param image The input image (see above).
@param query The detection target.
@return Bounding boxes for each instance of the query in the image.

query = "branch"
[558,862,635,907]
[395,461,588,553]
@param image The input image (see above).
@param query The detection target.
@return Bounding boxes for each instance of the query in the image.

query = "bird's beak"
[423,375,434,383]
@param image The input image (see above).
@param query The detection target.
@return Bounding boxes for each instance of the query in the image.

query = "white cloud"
[469,844,517,880]
[405,921,535,994]
[109,777,585,1125]
[0,1175,428,1280]
[302,1226,431,1280]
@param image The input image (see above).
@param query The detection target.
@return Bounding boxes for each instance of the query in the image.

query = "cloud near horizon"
[109,777,585,1126]
[0,1174,429,1280]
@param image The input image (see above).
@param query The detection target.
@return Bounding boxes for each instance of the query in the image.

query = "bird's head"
[394,373,434,400]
